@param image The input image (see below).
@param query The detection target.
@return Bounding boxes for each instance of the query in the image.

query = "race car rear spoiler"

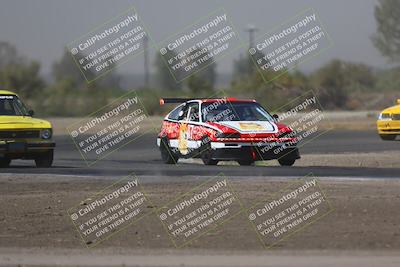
[159,98,194,105]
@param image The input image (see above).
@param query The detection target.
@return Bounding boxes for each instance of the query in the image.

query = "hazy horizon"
[0,0,394,79]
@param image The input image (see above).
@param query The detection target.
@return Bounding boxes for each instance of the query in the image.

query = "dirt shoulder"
[0,174,399,251]
[1,248,400,267]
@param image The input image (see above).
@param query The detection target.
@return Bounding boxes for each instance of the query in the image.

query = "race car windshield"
[201,102,274,122]
[0,95,30,116]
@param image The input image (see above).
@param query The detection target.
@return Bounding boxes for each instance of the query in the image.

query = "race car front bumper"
[0,141,55,159]
[209,141,300,161]
[156,137,300,161]
[377,120,400,135]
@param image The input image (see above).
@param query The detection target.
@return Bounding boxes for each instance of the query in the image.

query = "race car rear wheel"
[35,150,53,168]
[237,159,254,166]
[201,142,218,166]
[379,134,397,141]
[0,158,11,168]
[278,155,296,166]
[160,138,178,164]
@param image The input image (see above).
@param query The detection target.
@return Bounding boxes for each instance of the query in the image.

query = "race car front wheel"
[201,141,218,166]
[160,138,178,164]
[237,159,254,166]
[379,134,397,141]
[0,158,11,168]
[35,150,53,168]
[278,155,296,166]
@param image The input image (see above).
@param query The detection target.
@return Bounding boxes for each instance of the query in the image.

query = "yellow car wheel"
[379,134,397,141]
[34,150,53,168]
[0,158,11,168]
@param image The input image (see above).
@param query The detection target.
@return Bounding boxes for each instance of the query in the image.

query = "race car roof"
[0,90,17,96]
[201,98,256,103]
[160,97,256,105]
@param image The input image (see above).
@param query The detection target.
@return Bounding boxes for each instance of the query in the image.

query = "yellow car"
[0,90,55,167]
[377,99,400,141]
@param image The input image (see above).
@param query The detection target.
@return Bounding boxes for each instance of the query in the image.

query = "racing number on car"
[178,122,189,155]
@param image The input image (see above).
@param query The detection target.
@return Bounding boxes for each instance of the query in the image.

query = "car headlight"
[378,113,391,120]
[41,129,52,139]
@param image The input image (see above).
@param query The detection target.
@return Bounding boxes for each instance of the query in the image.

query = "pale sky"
[0,0,391,76]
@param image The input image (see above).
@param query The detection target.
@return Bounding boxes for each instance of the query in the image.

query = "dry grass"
[47,111,379,136]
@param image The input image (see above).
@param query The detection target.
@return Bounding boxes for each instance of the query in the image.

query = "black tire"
[201,142,218,166]
[160,138,178,164]
[380,134,397,141]
[278,156,296,166]
[35,150,53,168]
[237,159,254,166]
[0,158,11,168]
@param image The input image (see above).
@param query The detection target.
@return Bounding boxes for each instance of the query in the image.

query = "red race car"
[157,97,300,166]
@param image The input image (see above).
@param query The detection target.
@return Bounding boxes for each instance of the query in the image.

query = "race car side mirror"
[272,114,279,121]
[28,110,34,116]
[397,99,400,105]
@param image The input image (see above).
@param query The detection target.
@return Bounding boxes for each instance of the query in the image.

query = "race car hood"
[0,116,52,130]
[214,121,278,133]
[381,104,400,114]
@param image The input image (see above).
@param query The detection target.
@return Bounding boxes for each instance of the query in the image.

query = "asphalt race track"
[1,129,400,267]
[1,129,399,180]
